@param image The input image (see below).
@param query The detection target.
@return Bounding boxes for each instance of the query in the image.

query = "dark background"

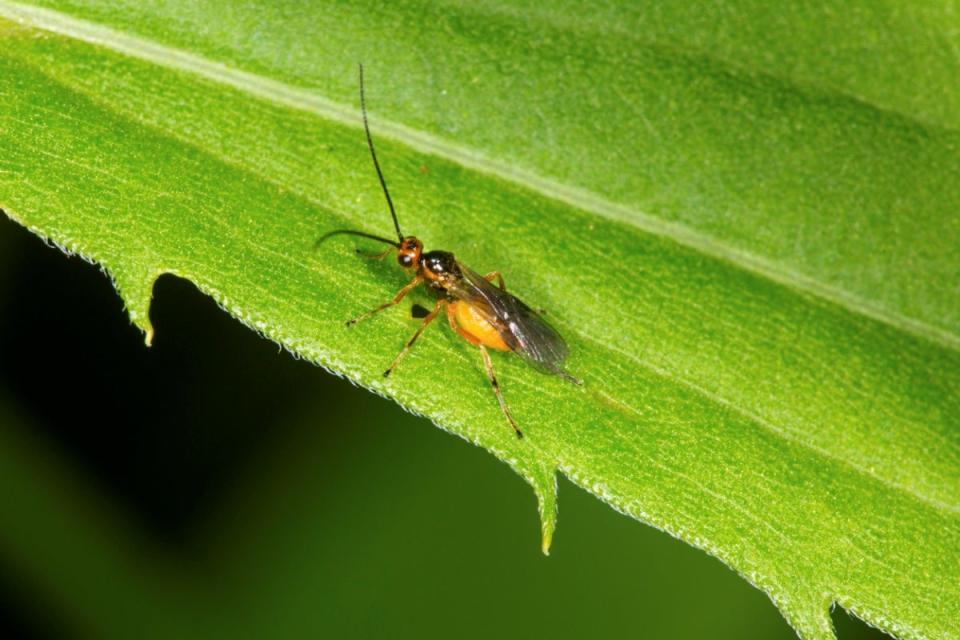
[0,216,885,639]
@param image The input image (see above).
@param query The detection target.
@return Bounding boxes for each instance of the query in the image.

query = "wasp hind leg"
[483,271,505,290]
[383,299,444,377]
[446,305,522,439]
[479,345,523,439]
[483,272,548,314]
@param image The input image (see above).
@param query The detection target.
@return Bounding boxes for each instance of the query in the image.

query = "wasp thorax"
[420,250,460,282]
[397,236,422,268]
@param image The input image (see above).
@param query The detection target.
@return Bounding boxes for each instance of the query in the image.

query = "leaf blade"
[1,4,958,640]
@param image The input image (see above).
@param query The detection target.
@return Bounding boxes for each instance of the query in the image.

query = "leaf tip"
[776,591,836,640]
[529,465,558,556]
[122,288,155,346]
[111,271,160,349]
[540,528,553,556]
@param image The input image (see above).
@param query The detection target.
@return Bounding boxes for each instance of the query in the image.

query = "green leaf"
[1,2,957,639]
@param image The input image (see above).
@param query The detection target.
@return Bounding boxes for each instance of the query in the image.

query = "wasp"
[317,66,581,438]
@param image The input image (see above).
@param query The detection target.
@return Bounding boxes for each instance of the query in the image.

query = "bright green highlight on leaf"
[0,2,957,640]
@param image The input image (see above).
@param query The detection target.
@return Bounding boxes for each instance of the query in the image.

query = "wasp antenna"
[314,228,401,251]
[359,64,403,243]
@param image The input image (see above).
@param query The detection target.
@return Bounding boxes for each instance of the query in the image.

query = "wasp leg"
[481,273,547,314]
[483,271,505,290]
[383,299,444,377]
[479,345,523,439]
[347,276,421,326]
[356,246,393,259]
[447,305,522,437]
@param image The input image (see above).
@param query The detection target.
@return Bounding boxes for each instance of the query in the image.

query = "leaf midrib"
[1,0,957,354]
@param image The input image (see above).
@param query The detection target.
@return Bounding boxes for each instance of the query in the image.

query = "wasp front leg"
[347,276,421,326]
[355,246,393,260]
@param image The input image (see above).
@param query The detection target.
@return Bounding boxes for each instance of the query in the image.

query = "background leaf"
[0,2,957,639]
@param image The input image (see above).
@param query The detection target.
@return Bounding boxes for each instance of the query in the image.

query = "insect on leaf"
[0,2,958,639]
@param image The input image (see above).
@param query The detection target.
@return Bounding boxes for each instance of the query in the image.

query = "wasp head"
[397,236,422,268]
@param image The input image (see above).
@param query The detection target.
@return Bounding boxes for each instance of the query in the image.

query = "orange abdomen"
[451,301,510,351]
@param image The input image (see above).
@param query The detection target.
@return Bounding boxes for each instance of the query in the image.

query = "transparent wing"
[447,262,570,374]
